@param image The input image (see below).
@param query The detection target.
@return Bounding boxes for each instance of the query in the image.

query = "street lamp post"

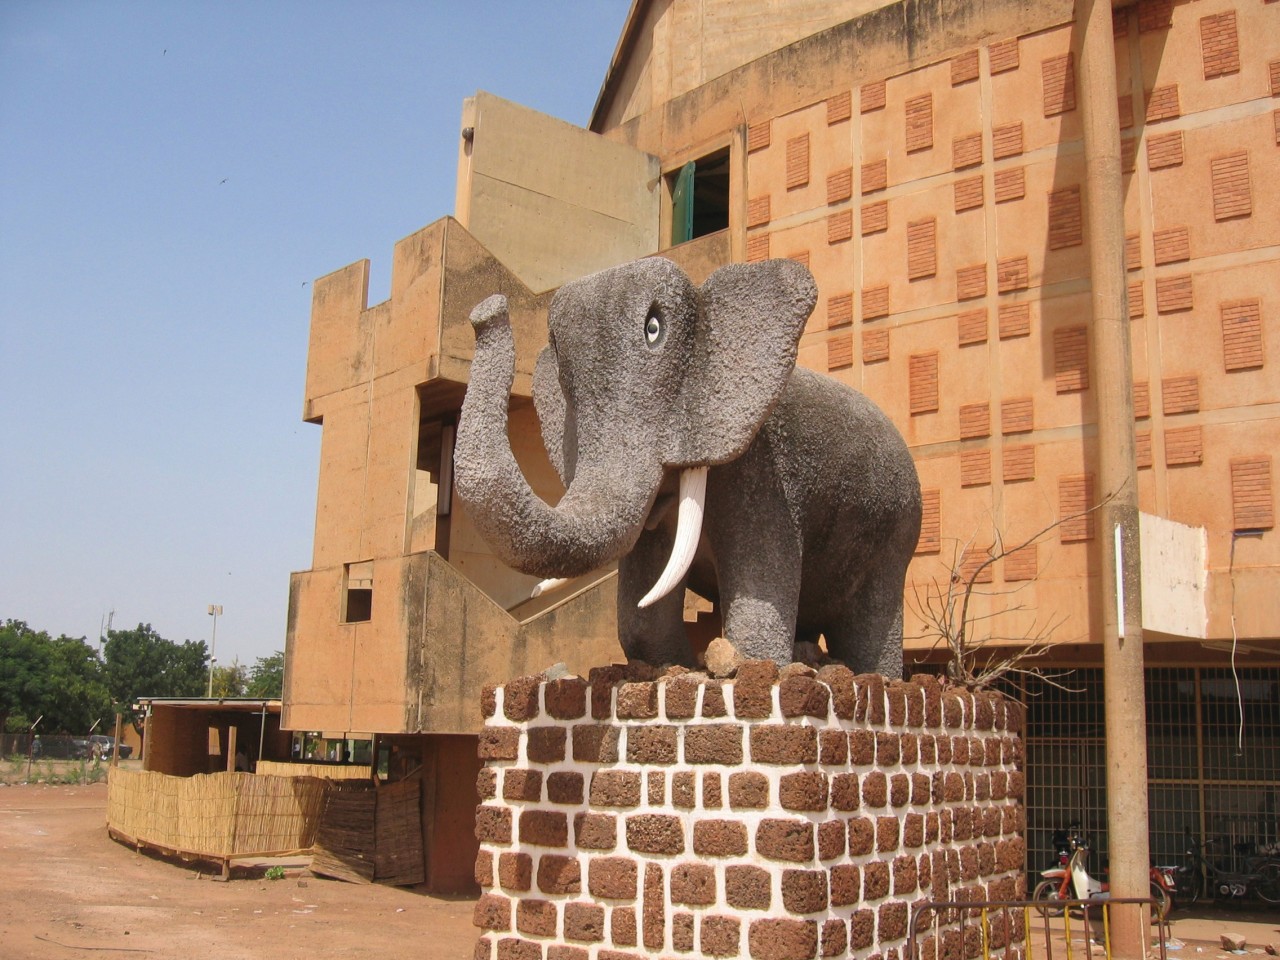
[206,604,222,697]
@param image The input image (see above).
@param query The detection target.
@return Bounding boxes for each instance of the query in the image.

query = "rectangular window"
[343,561,373,624]
[668,148,731,246]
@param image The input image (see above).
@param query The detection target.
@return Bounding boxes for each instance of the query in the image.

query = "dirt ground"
[0,780,478,960]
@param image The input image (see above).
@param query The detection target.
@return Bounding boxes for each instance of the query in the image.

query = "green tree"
[0,619,111,733]
[246,651,285,698]
[211,659,248,697]
[102,624,208,730]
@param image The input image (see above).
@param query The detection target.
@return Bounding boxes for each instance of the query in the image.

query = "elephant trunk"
[454,295,663,580]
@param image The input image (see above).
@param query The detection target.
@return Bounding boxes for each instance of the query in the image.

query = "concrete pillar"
[1076,1,1151,956]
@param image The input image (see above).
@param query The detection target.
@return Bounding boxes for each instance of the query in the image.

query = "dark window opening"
[670,148,730,245]
[343,561,373,623]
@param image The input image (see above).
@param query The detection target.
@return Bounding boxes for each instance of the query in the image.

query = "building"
[285,0,1279,889]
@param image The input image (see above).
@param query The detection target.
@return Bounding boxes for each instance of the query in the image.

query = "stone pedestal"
[473,663,1025,960]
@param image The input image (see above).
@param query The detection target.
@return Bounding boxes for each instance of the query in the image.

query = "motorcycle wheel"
[1256,862,1280,905]
[1149,881,1171,921]
[1033,879,1065,917]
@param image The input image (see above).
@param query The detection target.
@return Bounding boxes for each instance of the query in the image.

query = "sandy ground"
[0,780,477,960]
[2,778,1276,960]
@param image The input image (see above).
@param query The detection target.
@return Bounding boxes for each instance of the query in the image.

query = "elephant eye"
[644,308,663,347]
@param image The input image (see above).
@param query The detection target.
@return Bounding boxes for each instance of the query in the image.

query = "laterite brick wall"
[472,662,1026,960]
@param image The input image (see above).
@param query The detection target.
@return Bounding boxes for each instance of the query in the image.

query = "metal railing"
[908,898,1168,960]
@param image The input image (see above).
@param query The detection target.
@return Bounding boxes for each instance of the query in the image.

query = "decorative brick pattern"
[992,122,1023,159]
[953,133,982,169]
[998,303,1031,339]
[1162,375,1200,415]
[862,200,888,235]
[828,210,854,245]
[997,256,1029,293]
[1134,382,1151,420]
[906,94,934,152]
[1059,474,1096,542]
[1221,299,1264,371]
[1271,60,1280,97]
[1128,281,1145,320]
[1165,426,1204,466]
[909,353,940,415]
[862,285,890,321]
[1231,457,1274,530]
[1140,0,1173,33]
[1047,186,1083,250]
[862,159,888,194]
[1123,137,1138,177]
[1042,54,1076,116]
[863,329,890,364]
[1156,275,1193,314]
[747,121,771,153]
[862,80,887,113]
[1004,543,1037,581]
[1001,398,1034,435]
[1117,94,1135,130]
[1200,11,1240,79]
[1053,326,1089,393]
[828,91,853,125]
[1145,84,1181,123]
[959,403,991,440]
[788,250,810,269]
[960,450,991,487]
[917,490,941,554]
[828,293,854,330]
[1153,227,1189,265]
[1003,445,1035,483]
[746,234,771,262]
[828,335,854,371]
[989,38,1019,74]
[1147,131,1184,169]
[476,670,1026,960]
[747,196,772,229]
[786,135,811,190]
[827,167,854,205]
[994,168,1025,203]
[957,308,988,346]
[907,219,938,280]
[1136,431,1153,469]
[951,50,980,85]
[1211,153,1251,221]
[955,176,984,212]
[1125,234,1142,271]
[957,265,987,301]
[958,545,995,583]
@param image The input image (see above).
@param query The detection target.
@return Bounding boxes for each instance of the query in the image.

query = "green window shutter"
[671,161,695,245]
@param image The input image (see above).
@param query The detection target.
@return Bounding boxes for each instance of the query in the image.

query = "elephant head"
[453,256,817,606]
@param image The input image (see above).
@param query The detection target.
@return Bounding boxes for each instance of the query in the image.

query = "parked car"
[89,735,132,760]
[31,736,92,759]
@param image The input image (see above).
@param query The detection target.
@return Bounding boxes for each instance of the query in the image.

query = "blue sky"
[0,1,630,667]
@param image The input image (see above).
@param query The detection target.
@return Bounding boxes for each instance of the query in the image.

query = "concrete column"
[1076,2,1150,956]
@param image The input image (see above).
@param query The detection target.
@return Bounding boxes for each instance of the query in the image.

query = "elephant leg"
[704,472,802,665]
[824,560,907,678]
[617,523,695,666]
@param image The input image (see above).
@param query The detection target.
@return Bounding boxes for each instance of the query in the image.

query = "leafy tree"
[246,651,285,698]
[0,619,111,733]
[102,623,208,730]
[211,659,248,698]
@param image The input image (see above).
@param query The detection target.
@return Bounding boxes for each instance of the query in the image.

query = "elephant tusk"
[637,466,708,609]
[531,578,568,599]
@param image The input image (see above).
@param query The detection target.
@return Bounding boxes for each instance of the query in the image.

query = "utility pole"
[1077,2,1151,956]
[206,604,222,697]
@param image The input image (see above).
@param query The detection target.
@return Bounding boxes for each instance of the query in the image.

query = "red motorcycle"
[1033,828,1172,921]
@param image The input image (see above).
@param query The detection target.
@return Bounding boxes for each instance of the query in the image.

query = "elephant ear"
[533,344,577,486]
[679,258,817,465]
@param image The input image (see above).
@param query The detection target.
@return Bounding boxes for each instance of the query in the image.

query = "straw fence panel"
[255,761,371,780]
[107,768,328,858]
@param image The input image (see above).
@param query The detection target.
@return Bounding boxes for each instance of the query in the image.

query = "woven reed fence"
[255,761,371,780]
[107,768,328,861]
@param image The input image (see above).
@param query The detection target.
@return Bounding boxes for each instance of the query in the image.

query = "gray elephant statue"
[454,256,922,675]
